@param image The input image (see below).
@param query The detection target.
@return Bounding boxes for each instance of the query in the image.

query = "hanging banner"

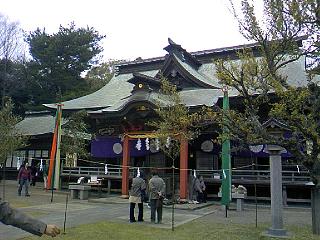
[221,89,232,206]
[47,104,62,190]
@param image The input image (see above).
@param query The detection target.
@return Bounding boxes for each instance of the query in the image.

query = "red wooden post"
[121,135,130,198]
[179,137,188,200]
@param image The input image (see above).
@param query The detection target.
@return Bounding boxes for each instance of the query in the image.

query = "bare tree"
[0,14,25,107]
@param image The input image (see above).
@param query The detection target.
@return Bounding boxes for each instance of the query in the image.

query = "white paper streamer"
[105,164,108,174]
[193,170,196,178]
[16,157,21,170]
[155,138,160,151]
[40,159,43,171]
[137,167,140,177]
[145,138,149,150]
[136,138,142,150]
[165,137,171,148]
[297,165,300,174]
[223,169,226,179]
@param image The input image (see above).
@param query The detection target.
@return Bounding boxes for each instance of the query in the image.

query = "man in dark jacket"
[148,170,165,224]
[0,200,60,237]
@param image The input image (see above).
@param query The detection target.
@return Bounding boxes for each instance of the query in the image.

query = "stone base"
[262,228,291,238]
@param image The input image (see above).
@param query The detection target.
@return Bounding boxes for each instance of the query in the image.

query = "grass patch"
[22,220,320,240]
[9,201,30,208]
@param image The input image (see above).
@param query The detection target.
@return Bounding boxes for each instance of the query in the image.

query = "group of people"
[129,169,166,224]
[7,162,206,237]
[17,161,49,197]
[128,170,207,224]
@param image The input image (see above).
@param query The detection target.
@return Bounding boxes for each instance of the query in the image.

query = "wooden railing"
[195,169,310,183]
[61,166,310,184]
[61,166,124,177]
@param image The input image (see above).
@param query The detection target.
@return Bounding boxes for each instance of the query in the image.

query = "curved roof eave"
[171,54,219,89]
[43,73,135,110]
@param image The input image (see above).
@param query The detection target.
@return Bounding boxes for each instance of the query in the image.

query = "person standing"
[30,164,38,186]
[148,170,165,224]
[199,176,207,203]
[129,171,146,223]
[192,175,202,204]
[42,162,48,190]
[17,162,31,197]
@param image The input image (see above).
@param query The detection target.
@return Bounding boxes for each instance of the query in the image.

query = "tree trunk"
[312,184,320,235]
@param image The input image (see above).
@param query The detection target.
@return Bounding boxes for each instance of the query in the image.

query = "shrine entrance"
[120,132,189,201]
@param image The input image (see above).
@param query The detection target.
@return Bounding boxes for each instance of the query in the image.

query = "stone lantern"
[262,118,290,238]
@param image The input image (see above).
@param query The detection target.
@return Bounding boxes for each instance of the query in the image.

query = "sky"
[1,0,250,62]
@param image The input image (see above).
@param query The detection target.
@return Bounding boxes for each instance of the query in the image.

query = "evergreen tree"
[26,22,105,105]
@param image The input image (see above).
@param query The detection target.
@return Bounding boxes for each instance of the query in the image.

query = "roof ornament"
[168,38,177,45]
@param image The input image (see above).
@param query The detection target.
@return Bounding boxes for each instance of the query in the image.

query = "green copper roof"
[43,41,317,113]
[16,114,67,136]
[44,70,159,110]
[173,54,218,88]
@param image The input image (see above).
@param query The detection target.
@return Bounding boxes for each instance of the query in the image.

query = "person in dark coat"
[129,170,146,222]
[198,176,207,203]
[17,162,31,197]
[30,164,38,186]
[0,199,60,237]
[192,175,202,203]
[148,170,166,224]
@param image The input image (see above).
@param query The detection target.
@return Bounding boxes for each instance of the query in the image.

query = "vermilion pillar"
[179,137,188,200]
[121,135,130,198]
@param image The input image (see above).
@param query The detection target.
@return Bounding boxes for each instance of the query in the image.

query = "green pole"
[221,89,231,206]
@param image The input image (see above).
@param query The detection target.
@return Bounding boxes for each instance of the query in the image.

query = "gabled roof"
[160,53,217,88]
[43,38,316,114]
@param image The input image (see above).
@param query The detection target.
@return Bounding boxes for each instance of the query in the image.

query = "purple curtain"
[91,137,150,158]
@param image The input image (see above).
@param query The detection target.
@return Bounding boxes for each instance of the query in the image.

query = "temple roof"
[43,38,316,114]
[16,113,67,136]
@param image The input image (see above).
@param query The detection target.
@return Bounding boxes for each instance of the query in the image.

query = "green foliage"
[0,99,27,163]
[148,79,215,161]
[85,59,122,92]
[0,59,29,114]
[61,110,90,165]
[218,0,320,180]
[25,22,106,105]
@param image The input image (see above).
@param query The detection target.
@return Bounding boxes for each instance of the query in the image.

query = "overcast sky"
[1,0,251,61]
